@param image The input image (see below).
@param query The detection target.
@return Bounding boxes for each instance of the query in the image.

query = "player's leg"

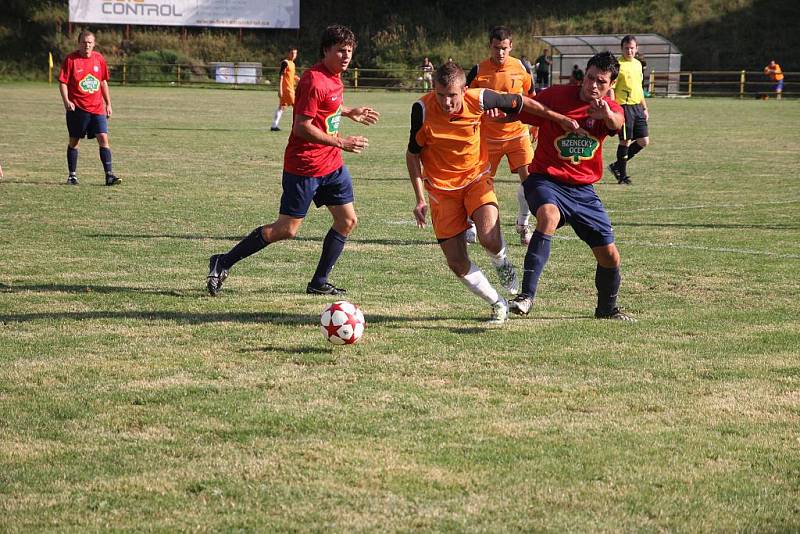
[306,166,357,295]
[94,127,120,186]
[432,188,507,324]
[472,202,518,295]
[610,106,634,184]
[509,176,562,316]
[65,109,89,184]
[206,170,316,296]
[624,108,649,169]
[507,135,535,245]
[568,187,635,321]
[271,104,285,131]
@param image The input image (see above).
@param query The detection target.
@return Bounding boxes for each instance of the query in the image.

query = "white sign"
[69,0,299,28]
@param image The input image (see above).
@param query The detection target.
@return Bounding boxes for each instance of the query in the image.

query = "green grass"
[1,83,799,531]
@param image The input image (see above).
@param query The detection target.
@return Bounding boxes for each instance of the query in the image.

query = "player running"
[509,52,636,321]
[206,25,379,297]
[406,61,580,325]
[466,26,536,246]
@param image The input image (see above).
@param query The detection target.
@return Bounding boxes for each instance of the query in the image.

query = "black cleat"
[620,175,632,185]
[67,175,79,185]
[206,254,228,296]
[509,294,533,316]
[105,174,121,186]
[270,126,281,132]
[306,282,346,295]
[595,307,637,322]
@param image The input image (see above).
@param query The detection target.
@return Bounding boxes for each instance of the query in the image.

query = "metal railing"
[100,61,796,98]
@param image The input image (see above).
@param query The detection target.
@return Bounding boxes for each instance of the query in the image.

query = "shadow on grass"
[87,233,436,246]
[615,222,800,230]
[0,282,186,297]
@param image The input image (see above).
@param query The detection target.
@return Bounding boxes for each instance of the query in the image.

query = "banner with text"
[69,0,299,28]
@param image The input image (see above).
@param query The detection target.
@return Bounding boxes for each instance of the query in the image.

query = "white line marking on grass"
[554,235,800,259]
[608,199,800,213]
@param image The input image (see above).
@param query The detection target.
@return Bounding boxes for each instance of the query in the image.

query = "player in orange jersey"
[467,26,536,246]
[406,62,580,325]
[271,47,300,131]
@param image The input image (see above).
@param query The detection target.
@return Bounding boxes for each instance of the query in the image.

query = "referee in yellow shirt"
[609,35,649,185]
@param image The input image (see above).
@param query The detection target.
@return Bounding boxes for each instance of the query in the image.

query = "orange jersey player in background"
[271,47,300,131]
[466,26,537,245]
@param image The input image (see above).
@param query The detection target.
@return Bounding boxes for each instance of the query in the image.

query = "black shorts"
[618,103,648,141]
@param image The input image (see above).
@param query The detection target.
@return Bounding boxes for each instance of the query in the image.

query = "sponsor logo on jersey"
[555,132,599,163]
[326,106,342,134]
[79,73,101,94]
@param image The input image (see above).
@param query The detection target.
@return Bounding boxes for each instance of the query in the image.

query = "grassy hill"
[1,0,797,78]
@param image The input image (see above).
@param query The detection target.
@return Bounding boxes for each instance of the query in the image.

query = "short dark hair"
[621,35,637,47]
[489,26,512,43]
[434,61,466,88]
[586,51,620,81]
[78,30,95,42]
[319,24,356,58]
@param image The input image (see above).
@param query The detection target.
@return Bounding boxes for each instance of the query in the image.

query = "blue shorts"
[279,165,355,218]
[775,79,784,92]
[66,108,108,139]
[524,173,615,247]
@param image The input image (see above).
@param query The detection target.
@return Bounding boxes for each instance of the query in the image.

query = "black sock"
[67,147,78,174]
[99,147,113,175]
[310,228,347,288]
[626,142,644,161]
[520,230,552,298]
[615,145,628,177]
[221,226,269,270]
[595,264,621,315]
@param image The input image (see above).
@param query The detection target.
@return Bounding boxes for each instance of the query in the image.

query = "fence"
[100,61,797,98]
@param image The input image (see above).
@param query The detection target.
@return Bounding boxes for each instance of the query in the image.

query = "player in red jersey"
[207,25,380,297]
[58,31,120,186]
[509,51,636,321]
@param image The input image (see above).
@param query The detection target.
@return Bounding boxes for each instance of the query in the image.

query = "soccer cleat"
[494,259,518,294]
[509,294,533,316]
[105,174,121,186]
[464,224,477,244]
[487,298,508,325]
[67,175,79,185]
[206,254,228,296]
[608,162,623,182]
[595,307,637,322]
[515,223,533,246]
[306,282,346,295]
[270,126,281,132]
[620,175,633,185]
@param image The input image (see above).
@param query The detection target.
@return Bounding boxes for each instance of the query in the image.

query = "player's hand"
[340,135,369,153]
[557,115,584,134]
[588,98,612,119]
[484,108,507,120]
[349,107,380,126]
[64,100,76,112]
[643,108,649,120]
[413,202,428,228]
[106,104,112,118]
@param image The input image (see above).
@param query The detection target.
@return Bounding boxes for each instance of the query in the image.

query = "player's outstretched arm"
[342,106,380,126]
[518,95,582,133]
[293,114,369,153]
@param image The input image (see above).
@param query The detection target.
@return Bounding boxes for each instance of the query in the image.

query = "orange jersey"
[765,63,784,81]
[469,57,533,142]
[280,59,297,97]
[414,88,491,191]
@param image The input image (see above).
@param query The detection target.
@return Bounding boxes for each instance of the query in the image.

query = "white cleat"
[487,298,508,326]
[464,224,477,244]
[494,259,519,294]
[515,223,533,246]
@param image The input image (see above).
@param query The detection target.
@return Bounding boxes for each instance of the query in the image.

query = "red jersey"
[58,51,109,115]
[518,84,622,186]
[284,63,344,177]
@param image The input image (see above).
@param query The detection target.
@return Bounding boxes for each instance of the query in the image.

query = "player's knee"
[638,138,650,148]
[595,245,620,268]
[448,258,470,277]
[534,205,559,233]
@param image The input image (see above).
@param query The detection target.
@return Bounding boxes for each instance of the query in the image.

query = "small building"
[534,34,682,95]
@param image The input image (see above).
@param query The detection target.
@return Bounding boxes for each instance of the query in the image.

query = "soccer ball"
[320,301,365,345]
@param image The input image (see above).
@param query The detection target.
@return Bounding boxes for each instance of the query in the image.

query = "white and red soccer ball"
[320,301,365,345]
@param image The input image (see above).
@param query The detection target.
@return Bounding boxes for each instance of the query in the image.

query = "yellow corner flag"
[48,52,54,84]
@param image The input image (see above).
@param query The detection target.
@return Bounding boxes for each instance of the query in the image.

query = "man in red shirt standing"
[58,30,120,186]
[207,25,380,296]
[510,52,636,321]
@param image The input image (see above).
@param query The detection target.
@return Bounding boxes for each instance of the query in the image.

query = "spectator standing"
[570,64,584,85]
[534,48,551,90]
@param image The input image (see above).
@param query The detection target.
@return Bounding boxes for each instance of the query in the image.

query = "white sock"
[459,263,500,305]
[516,184,530,227]
[485,239,508,268]
[271,108,283,128]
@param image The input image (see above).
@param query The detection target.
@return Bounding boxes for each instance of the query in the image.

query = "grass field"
[1,83,799,531]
